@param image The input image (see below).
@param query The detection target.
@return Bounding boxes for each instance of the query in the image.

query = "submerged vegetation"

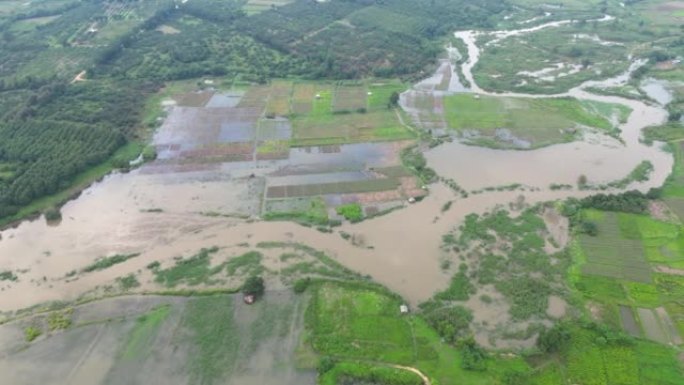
[1,1,684,384]
[81,253,140,273]
[444,94,620,148]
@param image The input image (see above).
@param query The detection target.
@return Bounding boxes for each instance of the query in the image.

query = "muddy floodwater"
[0,16,674,313]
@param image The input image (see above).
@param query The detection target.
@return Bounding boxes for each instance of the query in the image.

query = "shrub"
[421,303,473,343]
[117,274,141,290]
[82,253,140,273]
[580,220,598,236]
[293,277,311,294]
[47,309,73,331]
[461,337,487,371]
[242,275,265,298]
[44,207,62,221]
[336,203,363,222]
[435,267,475,301]
[318,356,336,374]
[142,145,157,161]
[0,270,17,281]
[537,323,571,353]
[111,156,130,169]
[25,326,42,342]
[579,190,651,214]
[389,91,400,107]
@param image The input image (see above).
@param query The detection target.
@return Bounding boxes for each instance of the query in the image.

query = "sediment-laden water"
[0,16,673,312]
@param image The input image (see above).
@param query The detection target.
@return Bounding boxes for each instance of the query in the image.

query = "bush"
[293,277,311,294]
[117,274,141,290]
[142,145,157,161]
[25,326,42,342]
[0,270,18,281]
[537,323,571,353]
[111,156,130,169]
[336,203,363,222]
[580,190,650,214]
[242,275,265,298]
[44,207,62,221]
[421,303,473,343]
[461,337,487,371]
[435,267,475,301]
[47,309,73,331]
[318,356,336,374]
[580,220,598,236]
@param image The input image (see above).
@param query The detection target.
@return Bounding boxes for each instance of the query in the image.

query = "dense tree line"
[561,189,662,218]
[238,0,510,79]
[0,80,154,217]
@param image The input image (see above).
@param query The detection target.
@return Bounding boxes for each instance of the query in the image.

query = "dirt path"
[71,70,86,83]
[65,323,106,383]
[332,358,432,385]
[389,364,432,385]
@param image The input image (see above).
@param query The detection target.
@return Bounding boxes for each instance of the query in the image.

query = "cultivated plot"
[0,293,315,385]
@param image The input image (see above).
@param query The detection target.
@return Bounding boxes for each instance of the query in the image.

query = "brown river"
[0,18,673,312]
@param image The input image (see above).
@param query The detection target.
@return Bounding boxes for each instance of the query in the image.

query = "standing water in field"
[424,17,672,192]
[640,78,674,106]
[0,15,675,312]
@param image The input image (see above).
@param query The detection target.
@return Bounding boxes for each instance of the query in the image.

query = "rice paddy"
[578,211,651,282]
[574,209,684,345]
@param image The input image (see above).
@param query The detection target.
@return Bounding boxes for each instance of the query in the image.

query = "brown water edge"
[0,176,591,312]
[0,15,675,313]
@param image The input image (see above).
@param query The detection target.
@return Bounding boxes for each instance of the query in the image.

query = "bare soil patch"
[156,25,181,34]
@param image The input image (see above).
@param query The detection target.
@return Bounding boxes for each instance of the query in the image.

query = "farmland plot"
[332,85,368,113]
[579,212,652,283]
[0,293,314,385]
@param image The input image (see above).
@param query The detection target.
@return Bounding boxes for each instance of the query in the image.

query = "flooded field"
[0,292,314,385]
[0,16,675,321]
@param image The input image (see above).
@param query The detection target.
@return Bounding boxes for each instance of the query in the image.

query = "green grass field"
[305,279,684,385]
[263,197,329,226]
[122,305,171,359]
[368,81,406,110]
[443,94,616,148]
[306,281,534,385]
[237,80,414,146]
[291,109,413,146]
[578,211,652,282]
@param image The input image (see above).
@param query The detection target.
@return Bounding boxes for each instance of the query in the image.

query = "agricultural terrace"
[440,94,625,149]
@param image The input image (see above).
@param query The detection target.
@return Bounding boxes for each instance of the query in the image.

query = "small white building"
[400,304,409,314]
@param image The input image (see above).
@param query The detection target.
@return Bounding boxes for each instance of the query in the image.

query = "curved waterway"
[0,18,673,312]
[430,16,671,192]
